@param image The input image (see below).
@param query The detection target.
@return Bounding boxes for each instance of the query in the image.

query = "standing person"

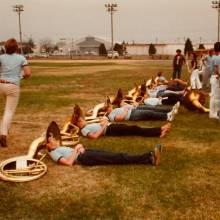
[0,38,31,147]
[202,49,214,89]
[187,52,202,90]
[172,49,186,79]
[209,42,220,119]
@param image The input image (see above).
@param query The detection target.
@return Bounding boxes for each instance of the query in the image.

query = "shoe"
[172,101,180,115]
[0,135,7,147]
[167,111,175,121]
[150,144,162,166]
[160,122,172,138]
[175,101,180,109]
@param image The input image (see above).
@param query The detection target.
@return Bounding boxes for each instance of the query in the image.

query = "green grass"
[30,62,117,68]
[0,60,220,220]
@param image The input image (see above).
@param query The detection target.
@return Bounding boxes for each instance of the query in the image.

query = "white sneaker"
[175,101,180,109]
[172,101,180,115]
[167,111,175,121]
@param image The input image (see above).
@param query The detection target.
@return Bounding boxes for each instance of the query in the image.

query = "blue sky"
[0,0,217,44]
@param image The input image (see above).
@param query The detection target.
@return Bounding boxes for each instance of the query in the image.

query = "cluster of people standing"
[172,43,220,121]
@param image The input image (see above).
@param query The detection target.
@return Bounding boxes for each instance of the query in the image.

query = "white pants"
[0,84,20,135]
[190,70,202,90]
[209,75,220,118]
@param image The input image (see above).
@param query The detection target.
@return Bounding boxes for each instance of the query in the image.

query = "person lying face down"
[47,137,162,166]
[75,117,172,139]
[106,103,178,122]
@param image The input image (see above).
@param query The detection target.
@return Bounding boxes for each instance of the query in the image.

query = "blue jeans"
[77,149,153,166]
[136,105,171,113]
[129,109,167,121]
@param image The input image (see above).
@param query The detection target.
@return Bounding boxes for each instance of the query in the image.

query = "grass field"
[0,60,220,220]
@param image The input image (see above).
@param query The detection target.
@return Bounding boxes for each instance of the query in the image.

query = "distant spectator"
[202,49,214,89]
[210,42,220,120]
[172,49,186,79]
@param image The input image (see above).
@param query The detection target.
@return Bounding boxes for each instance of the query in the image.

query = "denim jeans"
[77,149,153,166]
[136,105,171,113]
[129,109,167,121]
[105,123,161,137]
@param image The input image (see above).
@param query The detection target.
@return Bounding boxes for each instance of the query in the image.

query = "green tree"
[198,43,205,50]
[24,38,35,54]
[99,43,107,56]
[184,38,194,55]
[148,43,156,56]
[39,38,54,53]
[114,43,124,55]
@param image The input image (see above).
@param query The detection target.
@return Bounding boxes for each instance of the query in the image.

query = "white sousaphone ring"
[0,155,47,182]
[0,121,63,182]
[0,121,76,183]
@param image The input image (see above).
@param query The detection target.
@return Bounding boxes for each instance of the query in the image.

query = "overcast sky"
[0,0,217,44]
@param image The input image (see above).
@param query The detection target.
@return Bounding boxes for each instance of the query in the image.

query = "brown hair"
[4,38,18,54]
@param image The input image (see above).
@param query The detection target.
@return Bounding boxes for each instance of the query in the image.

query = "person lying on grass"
[106,102,178,122]
[74,116,171,139]
[47,137,162,166]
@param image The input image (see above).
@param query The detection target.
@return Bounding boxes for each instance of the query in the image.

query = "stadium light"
[212,1,220,41]
[105,3,118,58]
[13,4,24,54]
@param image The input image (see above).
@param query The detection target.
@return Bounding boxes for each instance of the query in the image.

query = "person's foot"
[0,135,7,147]
[172,101,180,115]
[160,122,172,138]
[167,110,175,121]
[150,144,162,166]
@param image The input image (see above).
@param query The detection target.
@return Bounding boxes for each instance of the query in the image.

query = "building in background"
[76,36,111,55]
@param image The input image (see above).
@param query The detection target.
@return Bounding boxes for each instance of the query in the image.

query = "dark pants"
[172,68,182,79]
[161,94,183,105]
[77,149,153,166]
[105,123,161,137]
[137,105,171,113]
[129,109,167,121]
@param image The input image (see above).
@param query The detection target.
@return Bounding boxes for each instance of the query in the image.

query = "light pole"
[105,3,117,58]
[13,4,24,54]
[212,1,220,42]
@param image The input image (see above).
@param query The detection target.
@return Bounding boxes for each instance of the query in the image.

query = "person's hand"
[133,101,139,107]
[100,119,109,128]
[75,144,85,154]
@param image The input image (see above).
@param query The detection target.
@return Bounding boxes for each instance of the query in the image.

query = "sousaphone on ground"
[0,121,79,182]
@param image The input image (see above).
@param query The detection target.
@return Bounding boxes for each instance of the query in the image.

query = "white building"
[125,43,215,56]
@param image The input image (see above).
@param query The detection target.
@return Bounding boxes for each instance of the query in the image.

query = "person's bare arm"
[114,109,128,121]
[22,65,31,78]
[87,121,108,139]
[59,144,85,166]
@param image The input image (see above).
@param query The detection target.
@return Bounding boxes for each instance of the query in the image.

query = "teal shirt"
[48,146,75,163]
[108,105,133,121]
[213,55,220,73]
[0,53,28,85]
[81,123,107,137]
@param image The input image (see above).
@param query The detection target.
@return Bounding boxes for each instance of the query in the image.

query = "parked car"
[123,52,132,59]
[107,51,119,59]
